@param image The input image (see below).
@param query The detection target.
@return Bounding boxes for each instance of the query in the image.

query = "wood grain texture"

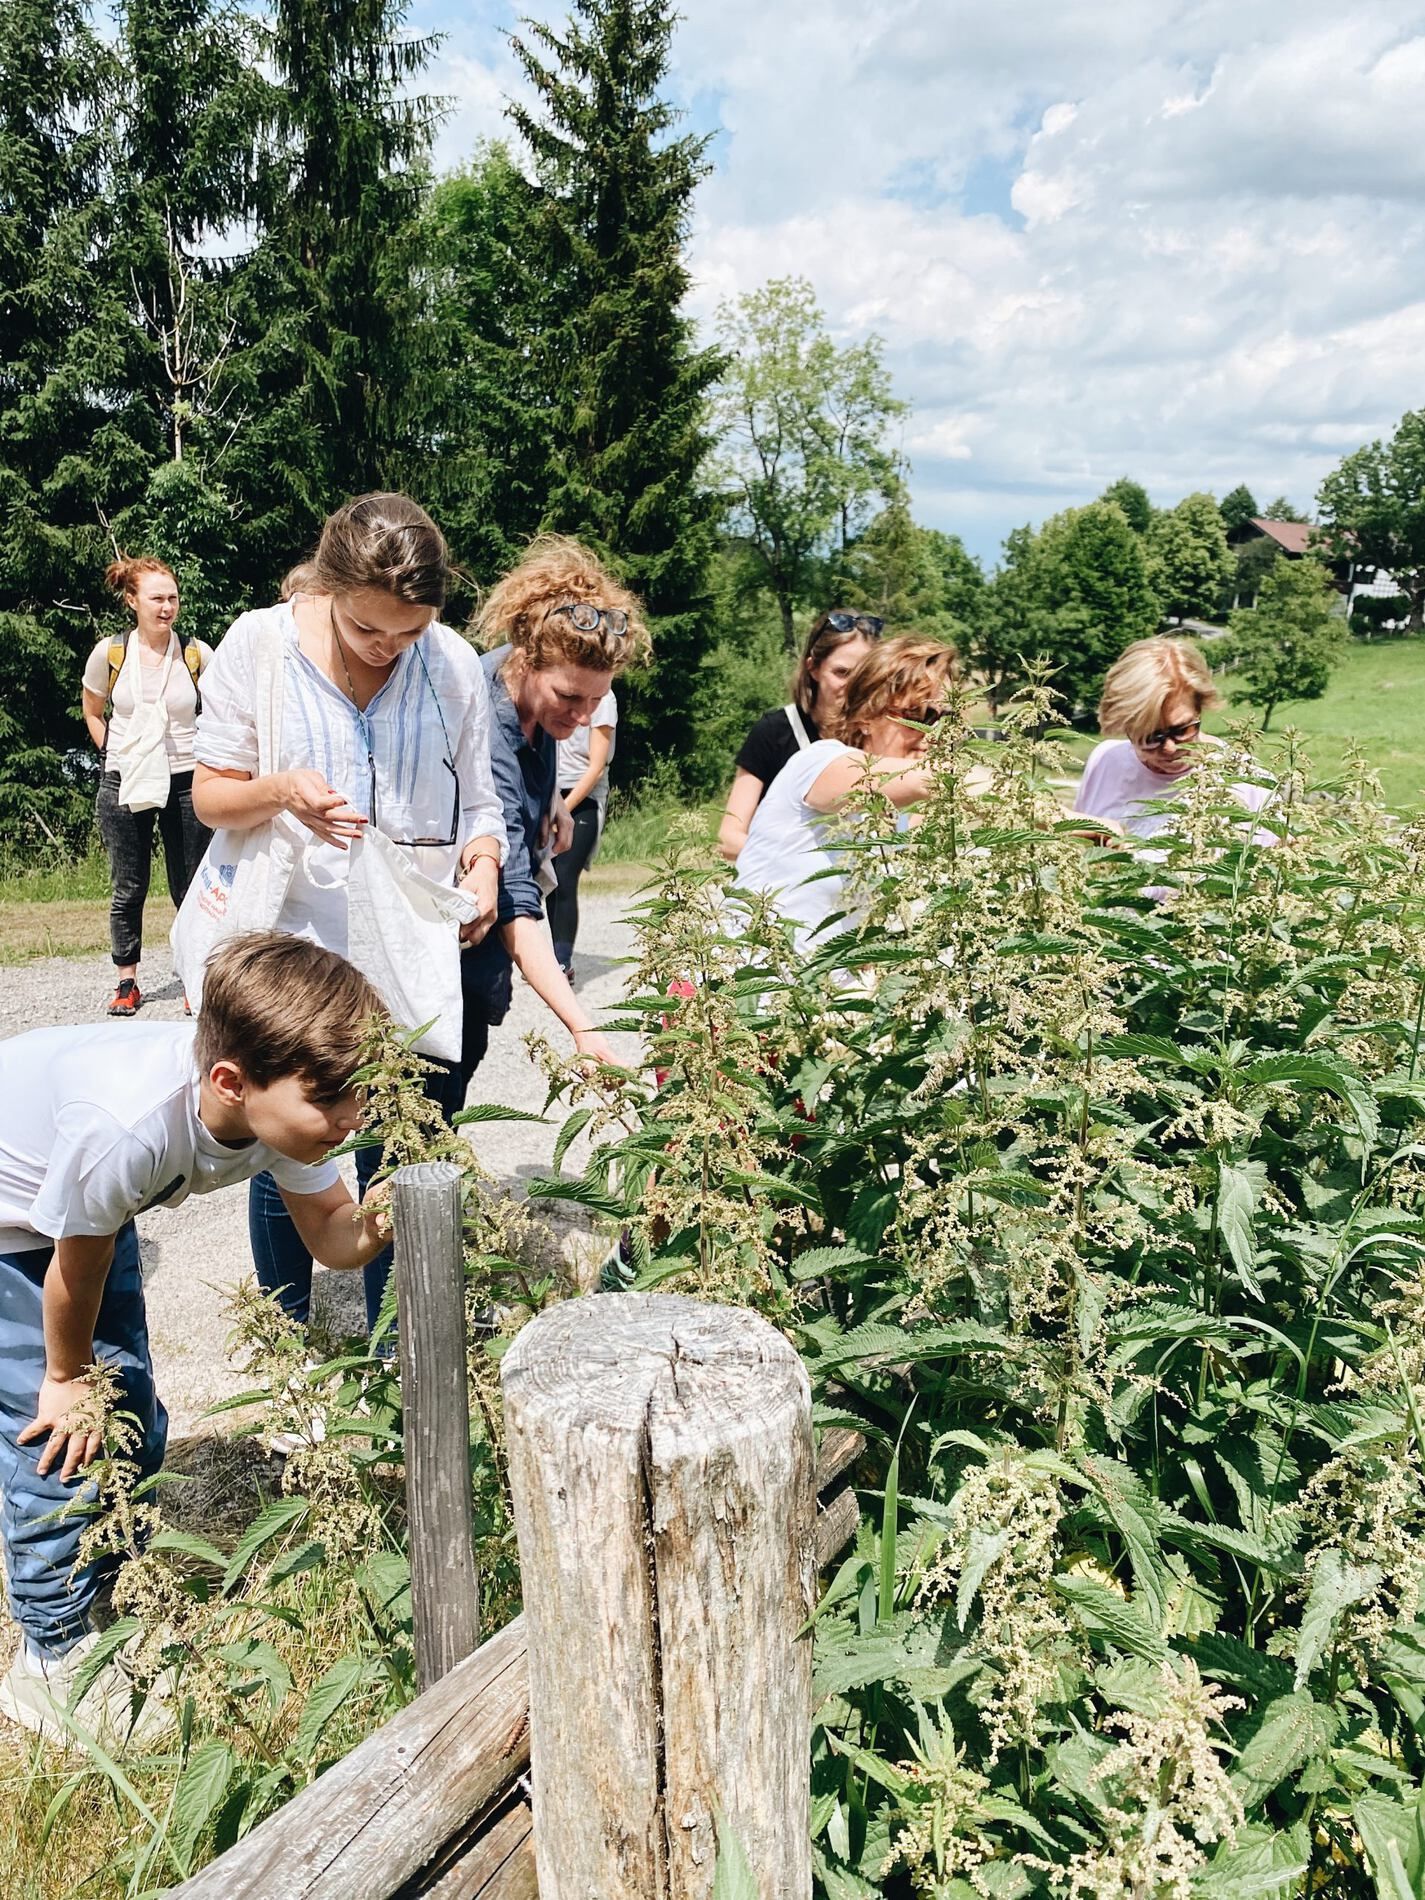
[169,1616,530,1900]
[502,1292,816,1900]
[394,1161,480,1690]
[398,1798,537,1899]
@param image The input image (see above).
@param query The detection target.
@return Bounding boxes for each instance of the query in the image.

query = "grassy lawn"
[1207,635,1425,811]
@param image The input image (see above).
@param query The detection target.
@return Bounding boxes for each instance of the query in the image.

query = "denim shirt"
[461,646,557,1026]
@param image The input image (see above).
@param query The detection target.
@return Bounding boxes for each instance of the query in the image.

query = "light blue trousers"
[0,1224,167,1656]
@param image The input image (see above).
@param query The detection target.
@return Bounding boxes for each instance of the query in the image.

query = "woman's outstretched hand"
[282,768,367,847]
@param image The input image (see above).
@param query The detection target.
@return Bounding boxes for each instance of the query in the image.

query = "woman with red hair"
[81,557,213,1016]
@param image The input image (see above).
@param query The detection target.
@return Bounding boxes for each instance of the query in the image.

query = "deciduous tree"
[714,276,904,647]
[1147,491,1233,623]
[1316,409,1425,630]
[1222,556,1344,727]
[1099,476,1152,536]
[1219,483,1259,535]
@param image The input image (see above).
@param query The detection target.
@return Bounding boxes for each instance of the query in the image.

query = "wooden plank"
[397,1798,536,1899]
[814,1426,863,1494]
[394,1161,481,1689]
[502,1292,815,1899]
[170,1617,530,1900]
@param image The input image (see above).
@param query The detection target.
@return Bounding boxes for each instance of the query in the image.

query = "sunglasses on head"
[1139,718,1201,751]
[551,602,629,639]
[823,611,885,637]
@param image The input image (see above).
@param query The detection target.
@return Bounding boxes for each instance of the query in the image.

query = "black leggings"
[96,769,211,967]
[547,795,601,966]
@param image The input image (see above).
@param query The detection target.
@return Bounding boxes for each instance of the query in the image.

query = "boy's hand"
[20,1374,103,1482]
[361,1179,394,1244]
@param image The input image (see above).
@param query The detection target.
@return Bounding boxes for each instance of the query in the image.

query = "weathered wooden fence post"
[502,1290,816,1899]
[393,1159,480,1690]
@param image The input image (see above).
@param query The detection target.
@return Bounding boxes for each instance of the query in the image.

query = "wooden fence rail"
[171,1167,864,1899]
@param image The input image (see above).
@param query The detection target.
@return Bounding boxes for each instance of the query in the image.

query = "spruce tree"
[226,0,441,592]
[0,0,136,843]
[507,0,725,778]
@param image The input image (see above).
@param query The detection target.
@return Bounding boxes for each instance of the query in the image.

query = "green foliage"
[1148,490,1234,623]
[503,0,726,782]
[837,486,984,641]
[1317,409,1425,632]
[1223,556,1347,728]
[542,698,1425,1896]
[1099,477,1153,536]
[1233,532,1281,609]
[1220,483,1261,536]
[713,275,906,645]
[1264,496,1309,523]
[976,502,1159,714]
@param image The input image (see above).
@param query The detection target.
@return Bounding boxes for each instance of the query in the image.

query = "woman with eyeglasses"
[187,493,507,1332]
[1075,637,1270,841]
[734,636,958,953]
[459,537,650,1096]
[717,609,884,864]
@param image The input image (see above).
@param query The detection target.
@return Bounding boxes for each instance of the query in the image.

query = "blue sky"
[411,1,1425,564]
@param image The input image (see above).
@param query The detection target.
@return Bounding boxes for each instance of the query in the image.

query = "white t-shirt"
[733,739,860,950]
[1076,738,1272,840]
[83,635,215,774]
[0,1023,338,1255]
[556,689,618,806]
[194,603,507,960]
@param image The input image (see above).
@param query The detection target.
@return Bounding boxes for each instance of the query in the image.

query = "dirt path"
[0,884,642,1436]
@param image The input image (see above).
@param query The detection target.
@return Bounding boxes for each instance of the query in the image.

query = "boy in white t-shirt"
[0,932,393,1745]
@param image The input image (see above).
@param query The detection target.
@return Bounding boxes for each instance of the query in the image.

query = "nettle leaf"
[1295,1548,1382,1688]
[169,1738,237,1872]
[1195,1821,1311,1897]
[712,1814,759,1900]
[956,1526,1010,1630]
[805,1320,1011,1373]
[1217,1159,1265,1298]
[221,1497,310,1595]
[1241,1051,1380,1150]
[1079,1456,1172,1631]
[1052,1574,1168,1663]
[1231,1692,1339,1804]
[294,1656,382,1762]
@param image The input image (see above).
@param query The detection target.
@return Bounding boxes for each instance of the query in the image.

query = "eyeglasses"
[550,603,629,639]
[1139,719,1201,751]
[354,645,461,848]
[895,705,945,727]
[824,612,885,637]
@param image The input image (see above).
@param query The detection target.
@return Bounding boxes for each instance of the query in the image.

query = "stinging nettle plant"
[537,690,1425,1897]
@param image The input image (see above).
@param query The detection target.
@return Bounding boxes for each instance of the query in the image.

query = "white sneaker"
[0,1629,173,1751]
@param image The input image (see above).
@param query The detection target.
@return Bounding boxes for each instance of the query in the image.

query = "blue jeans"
[0,1225,166,1656]
[248,1058,465,1332]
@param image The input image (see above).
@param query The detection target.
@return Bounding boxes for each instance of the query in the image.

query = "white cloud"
[421,0,1425,558]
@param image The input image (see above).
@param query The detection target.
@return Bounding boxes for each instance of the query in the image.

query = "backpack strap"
[105,630,130,716]
[783,703,813,751]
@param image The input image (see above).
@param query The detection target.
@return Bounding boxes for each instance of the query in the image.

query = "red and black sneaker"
[106,978,142,1017]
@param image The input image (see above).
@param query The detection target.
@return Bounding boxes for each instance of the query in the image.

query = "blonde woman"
[461,537,651,1093]
[81,557,213,1016]
[734,636,958,951]
[1076,637,1270,840]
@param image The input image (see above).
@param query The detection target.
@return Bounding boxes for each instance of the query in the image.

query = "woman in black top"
[717,609,883,862]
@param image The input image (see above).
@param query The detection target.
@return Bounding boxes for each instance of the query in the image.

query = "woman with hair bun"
[184,492,508,1333]
[81,557,214,1016]
[718,608,884,864]
[460,536,651,1093]
[1076,637,1271,839]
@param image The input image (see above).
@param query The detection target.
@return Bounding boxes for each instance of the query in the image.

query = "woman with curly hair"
[734,635,959,952]
[460,538,651,1093]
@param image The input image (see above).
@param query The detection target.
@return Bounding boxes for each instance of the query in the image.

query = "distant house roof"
[1248,517,1315,555]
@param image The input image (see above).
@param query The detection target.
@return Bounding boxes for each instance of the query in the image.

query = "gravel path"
[0,889,641,1436]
